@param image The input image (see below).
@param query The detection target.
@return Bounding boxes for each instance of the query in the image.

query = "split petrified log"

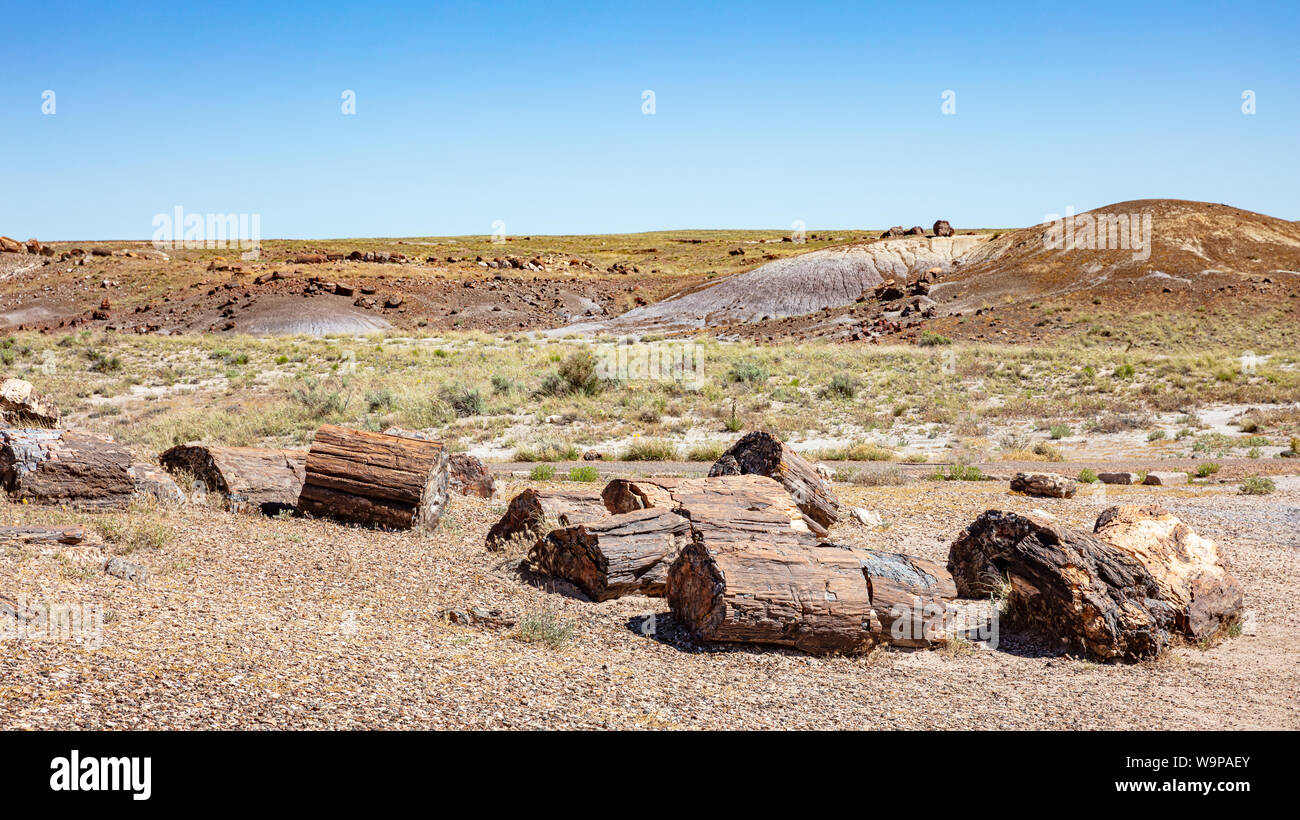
[668,538,957,654]
[297,424,449,530]
[384,426,495,498]
[667,474,817,542]
[708,432,840,534]
[486,488,607,550]
[600,477,681,515]
[528,508,691,600]
[0,429,135,508]
[1093,505,1243,642]
[160,443,305,514]
[948,510,1181,661]
[0,378,60,427]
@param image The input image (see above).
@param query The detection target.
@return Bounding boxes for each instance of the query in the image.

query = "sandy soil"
[2,477,1295,730]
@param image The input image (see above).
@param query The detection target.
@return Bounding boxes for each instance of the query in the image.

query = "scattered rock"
[581,449,603,461]
[0,377,61,427]
[850,507,882,527]
[103,556,147,584]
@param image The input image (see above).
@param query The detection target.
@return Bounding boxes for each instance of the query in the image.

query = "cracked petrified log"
[383,426,495,498]
[1093,505,1243,642]
[297,425,449,530]
[0,524,97,547]
[528,507,691,600]
[0,378,61,427]
[0,429,135,508]
[485,487,607,550]
[667,537,958,654]
[947,508,1238,661]
[160,443,305,514]
[603,474,815,537]
[707,432,839,534]
[600,477,681,514]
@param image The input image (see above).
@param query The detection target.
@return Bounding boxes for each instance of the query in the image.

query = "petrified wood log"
[0,429,135,508]
[667,538,957,654]
[485,487,607,550]
[160,443,305,514]
[668,474,817,542]
[129,463,186,504]
[1010,472,1076,498]
[708,432,840,534]
[0,378,60,427]
[297,424,450,530]
[948,510,1177,661]
[528,507,691,600]
[600,477,680,514]
[1093,505,1242,642]
[384,426,495,498]
[0,524,97,546]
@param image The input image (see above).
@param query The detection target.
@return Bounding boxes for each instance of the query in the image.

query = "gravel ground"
[2,478,1296,730]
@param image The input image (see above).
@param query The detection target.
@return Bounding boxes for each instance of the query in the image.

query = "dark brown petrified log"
[160,443,306,514]
[600,477,680,515]
[667,537,957,654]
[485,487,607,551]
[708,432,839,534]
[0,429,134,508]
[528,507,691,600]
[947,509,1227,661]
[297,424,449,530]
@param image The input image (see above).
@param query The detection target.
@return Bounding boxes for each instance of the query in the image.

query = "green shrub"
[529,463,556,481]
[932,463,982,481]
[514,611,575,649]
[1147,429,1166,442]
[1048,424,1072,440]
[1240,476,1275,495]
[1078,468,1098,483]
[568,465,600,482]
[825,374,858,399]
[918,331,952,347]
[1196,462,1221,478]
[1114,363,1136,379]
[728,359,769,384]
[440,386,486,417]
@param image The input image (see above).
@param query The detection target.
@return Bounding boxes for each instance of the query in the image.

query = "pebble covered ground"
[2,478,1296,730]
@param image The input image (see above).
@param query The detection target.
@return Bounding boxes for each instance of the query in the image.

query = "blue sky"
[2,0,1296,239]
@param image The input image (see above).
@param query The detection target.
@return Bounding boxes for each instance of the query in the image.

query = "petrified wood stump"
[485,487,607,551]
[528,507,691,600]
[297,424,450,530]
[708,431,839,534]
[0,429,134,508]
[160,443,306,514]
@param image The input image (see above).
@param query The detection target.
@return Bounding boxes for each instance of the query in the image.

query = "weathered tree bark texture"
[297,425,450,530]
[160,443,306,514]
[0,429,134,508]
[708,432,839,535]
[1093,505,1243,642]
[528,507,691,600]
[1010,472,1076,498]
[670,474,818,546]
[383,426,495,498]
[947,510,1179,661]
[0,378,61,427]
[667,538,957,654]
[485,488,607,551]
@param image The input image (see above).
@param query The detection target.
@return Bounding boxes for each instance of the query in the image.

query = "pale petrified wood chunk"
[528,507,691,601]
[1010,472,1076,498]
[667,538,957,654]
[948,510,1177,661]
[0,524,96,546]
[708,432,840,533]
[0,378,61,427]
[0,429,134,508]
[485,488,607,551]
[1093,504,1243,642]
[297,424,450,530]
[160,443,306,514]
[667,474,818,541]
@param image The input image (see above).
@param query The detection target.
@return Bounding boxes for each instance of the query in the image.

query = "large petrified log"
[602,474,815,536]
[0,378,60,427]
[297,424,450,530]
[160,443,305,514]
[485,487,607,550]
[0,429,135,508]
[709,432,839,534]
[528,507,691,600]
[1010,472,1076,498]
[384,426,495,498]
[947,509,1233,661]
[1093,505,1243,642]
[667,537,958,654]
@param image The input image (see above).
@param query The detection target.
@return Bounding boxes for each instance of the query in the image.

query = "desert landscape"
[1,198,1297,730]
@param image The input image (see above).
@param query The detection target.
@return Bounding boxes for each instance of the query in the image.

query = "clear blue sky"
[2,0,1296,240]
